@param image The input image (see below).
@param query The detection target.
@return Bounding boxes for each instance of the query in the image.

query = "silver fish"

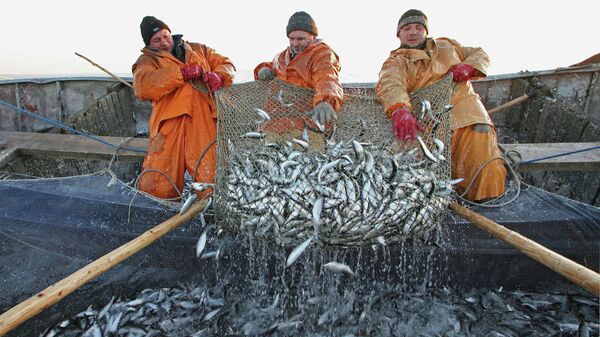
[286,237,313,267]
[323,262,355,275]
[191,182,214,192]
[243,131,265,139]
[254,107,271,121]
[416,136,438,163]
[179,193,197,215]
[196,227,210,257]
[203,308,221,321]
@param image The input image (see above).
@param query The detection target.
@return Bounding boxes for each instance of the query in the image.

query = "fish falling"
[221,113,455,247]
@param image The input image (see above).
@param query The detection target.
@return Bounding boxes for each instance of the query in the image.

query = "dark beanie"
[140,16,171,46]
[397,9,428,35]
[286,11,318,37]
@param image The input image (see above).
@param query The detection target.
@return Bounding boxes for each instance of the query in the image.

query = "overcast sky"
[1,0,598,82]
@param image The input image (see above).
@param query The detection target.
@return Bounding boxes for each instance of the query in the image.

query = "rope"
[107,137,134,172]
[521,145,600,164]
[456,155,522,208]
[0,99,146,153]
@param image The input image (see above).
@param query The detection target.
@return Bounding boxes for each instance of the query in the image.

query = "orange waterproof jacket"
[133,42,235,130]
[253,40,344,112]
[376,38,491,130]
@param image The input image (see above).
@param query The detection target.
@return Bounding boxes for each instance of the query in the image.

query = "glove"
[202,72,223,93]
[448,64,475,82]
[257,67,275,81]
[311,101,337,125]
[391,107,424,142]
[181,64,203,81]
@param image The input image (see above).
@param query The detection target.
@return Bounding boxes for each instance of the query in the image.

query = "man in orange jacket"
[254,11,343,138]
[376,9,507,202]
[132,16,235,199]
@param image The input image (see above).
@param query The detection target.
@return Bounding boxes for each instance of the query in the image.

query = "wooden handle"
[75,52,133,88]
[488,93,531,115]
[0,199,208,336]
[450,202,600,296]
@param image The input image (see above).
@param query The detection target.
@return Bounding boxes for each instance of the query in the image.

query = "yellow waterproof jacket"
[376,38,491,130]
[132,42,235,130]
[254,41,344,112]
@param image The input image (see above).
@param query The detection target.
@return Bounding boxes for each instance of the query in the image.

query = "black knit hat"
[397,9,428,35]
[140,16,171,46]
[286,11,318,37]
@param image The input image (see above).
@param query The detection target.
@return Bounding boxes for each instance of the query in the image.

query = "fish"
[179,193,198,215]
[277,88,294,107]
[416,136,438,163]
[196,227,210,257]
[203,309,220,321]
[260,294,280,312]
[323,262,355,275]
[286,237,313,267]
[243,131,265,139]
[254,107,271,122]
[191,182,214,192]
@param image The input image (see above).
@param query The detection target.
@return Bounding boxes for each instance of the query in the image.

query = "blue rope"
[0,99,146,153]
[521,145,600,164]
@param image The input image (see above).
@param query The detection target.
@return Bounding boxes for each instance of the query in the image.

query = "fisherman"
[376,9,507,202]
[254,11,343,146]
[132,16,235,199]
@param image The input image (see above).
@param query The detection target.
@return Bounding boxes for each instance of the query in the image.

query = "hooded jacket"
[376,38,491,130]
[133,41,235,131]
[254,41,343,112]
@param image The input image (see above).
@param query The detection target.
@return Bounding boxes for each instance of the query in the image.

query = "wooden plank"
[1,131,599,171]
[501,142,600,172]
[0,131,147,162]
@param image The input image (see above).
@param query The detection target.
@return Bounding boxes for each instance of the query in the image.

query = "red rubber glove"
[449,64,475,82]
[202,72,223,93]
[181,64,203,81]
[392,107,424,142]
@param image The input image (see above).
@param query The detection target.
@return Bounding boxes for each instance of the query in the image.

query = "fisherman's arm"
[201,45,236,87]
[445,38,489,80]
[375,56,412,118]
[132,57,184,101]
[311,48,343,112]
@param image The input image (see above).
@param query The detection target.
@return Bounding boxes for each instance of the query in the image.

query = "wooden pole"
[0,199,208,336]
[75,52,133,88]
[488,93,532,115]
[449,202,600,296]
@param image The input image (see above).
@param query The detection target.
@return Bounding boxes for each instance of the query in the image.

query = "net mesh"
[214,77,454,246]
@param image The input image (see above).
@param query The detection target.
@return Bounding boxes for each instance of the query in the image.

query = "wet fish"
[323,262,355,275]
[179,193,198,215]
[196,227,210,257]
[286,237,313,267]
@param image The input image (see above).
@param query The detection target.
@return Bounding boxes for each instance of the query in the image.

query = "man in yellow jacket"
[254,11,344,135]
[132,16,235,199]
[376,9,507,202]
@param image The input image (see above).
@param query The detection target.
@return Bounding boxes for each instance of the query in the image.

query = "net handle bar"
[0,199,209,336]
[449,202,600,296]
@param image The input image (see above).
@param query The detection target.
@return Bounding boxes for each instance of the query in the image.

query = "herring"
[323,261,355,275]
[286,237,313,267]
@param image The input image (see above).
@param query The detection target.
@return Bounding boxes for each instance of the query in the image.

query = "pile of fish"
[42,281,599,337]
[41,283,224,337]
[220,129,457,246]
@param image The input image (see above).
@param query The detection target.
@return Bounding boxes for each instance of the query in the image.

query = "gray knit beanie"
[286,11,318,37]
[397,9,428,35]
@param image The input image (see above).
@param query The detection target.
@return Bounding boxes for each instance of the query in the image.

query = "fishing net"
[214,77,454,246]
